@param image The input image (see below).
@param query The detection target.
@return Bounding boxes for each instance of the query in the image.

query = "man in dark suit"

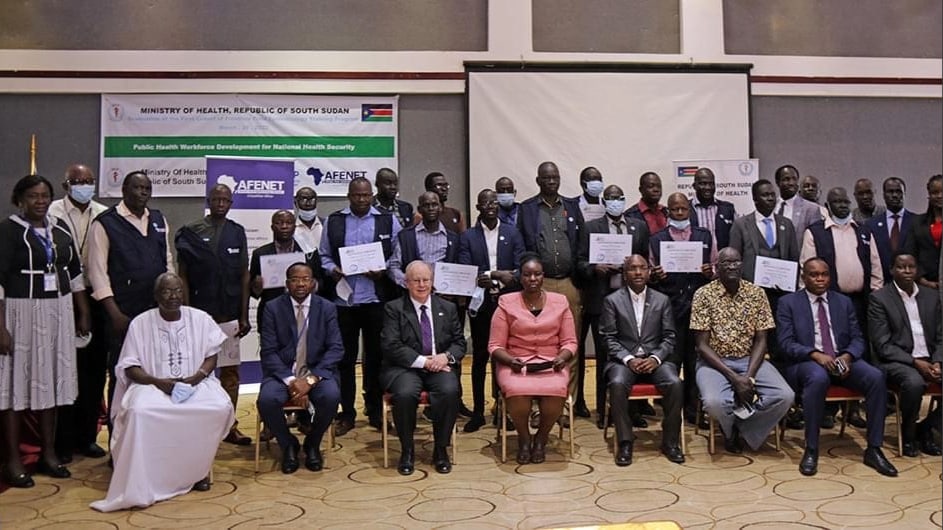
[869,253,942,457]
[689,167,737,251]
[650,192,715,426]
[517,161,586,420]
[576,184,649,428]
[868,177,912,283]
[600,254,682,466]
[380,261,466,475]
[249,210,322,331]
[372,167,414,230]
[495,176,521,226]
[459,188,524,432]
[777,258,896,476]
[773,165,823,248]
[257,263,343,474]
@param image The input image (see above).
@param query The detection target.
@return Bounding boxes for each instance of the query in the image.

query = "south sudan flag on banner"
[362,104,393,122]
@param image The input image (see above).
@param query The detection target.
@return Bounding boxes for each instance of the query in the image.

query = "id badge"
[44,272,57,292]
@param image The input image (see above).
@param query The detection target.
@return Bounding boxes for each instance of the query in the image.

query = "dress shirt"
[319,206,402,306]
[537,196,573,278]
[389,222,449,287]
[894,282,930,359]
[48,197,108,284]
[798,217,883,293]
[284,294,311,385]
[624,287,661,365]
[482,219,501,272]
[578,195,606,222]
[497,204,519,226]
[409,296,436,368]
[87,201,175,301]
[755,212,778,246]
[778,196,797,220]
[636,201,668,235]
[294,217,323,255]
[691,197,717,236]
[805,291,837,354]
[884,208,904,237]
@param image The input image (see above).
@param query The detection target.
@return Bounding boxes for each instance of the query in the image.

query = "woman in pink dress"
[489,255,577,464]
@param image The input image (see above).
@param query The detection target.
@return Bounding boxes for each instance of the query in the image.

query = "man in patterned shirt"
[691,247,794,453]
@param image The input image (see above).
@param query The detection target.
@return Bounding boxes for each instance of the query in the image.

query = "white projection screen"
[466,64,752,211]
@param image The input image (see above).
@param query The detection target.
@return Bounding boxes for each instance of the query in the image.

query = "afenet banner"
[206,156,294,210]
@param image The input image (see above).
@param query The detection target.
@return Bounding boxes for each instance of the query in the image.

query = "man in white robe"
[91,273,234,512]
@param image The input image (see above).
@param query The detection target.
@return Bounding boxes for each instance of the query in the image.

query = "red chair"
[381,391,457,468]
[890,382,942,456]
[603,383,685,456]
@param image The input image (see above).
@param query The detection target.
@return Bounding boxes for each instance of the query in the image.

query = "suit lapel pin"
[499,235,505,241]
[438,312,444,317]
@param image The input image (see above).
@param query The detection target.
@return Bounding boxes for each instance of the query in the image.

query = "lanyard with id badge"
[33,224,58,293]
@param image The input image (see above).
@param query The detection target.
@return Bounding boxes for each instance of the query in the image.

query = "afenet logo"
[217,174,286,195]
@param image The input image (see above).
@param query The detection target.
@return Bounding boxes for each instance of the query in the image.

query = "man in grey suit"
[600,255,682,466]
[869,253,942,457]
[729,179,800,290]
[380,261,466,475]
[773,164,824,247]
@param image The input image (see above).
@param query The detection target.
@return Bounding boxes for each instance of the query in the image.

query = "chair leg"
[451,424,457,464]
[774,423,781,451]
[680,417,686,456]
[254,413,262,473]
[569,396,575,458]
[382,399,390,468]
[895,391,903,457]
[708,412,715,455]
[500,395,507,463]
[838,401,848,438]
[329,420,336,451]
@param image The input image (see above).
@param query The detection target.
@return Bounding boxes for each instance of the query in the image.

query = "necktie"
[777,200,786,216]
[420,305,433,356]
[816,297,836,358]
[763,218,775,248]
[890,213,901,251]
[610,222,625,289]
[295,304,309,377]
[614,221,624,235]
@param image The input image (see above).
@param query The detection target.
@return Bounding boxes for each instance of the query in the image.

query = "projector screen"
[467,65,752,211]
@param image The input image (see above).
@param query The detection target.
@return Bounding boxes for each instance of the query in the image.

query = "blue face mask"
[297,208,318,222]
[668,218,691,230]
[603,199,626,217]
[171,382,196,404]
[584,180,604,198]
[831,213,852,225]
[496,192,516,208]
[68,184,96,204]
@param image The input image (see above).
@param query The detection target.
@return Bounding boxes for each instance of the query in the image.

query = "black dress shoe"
[334,418,355,437]
[596,416,606,430]
[784,408,805,430]
[192,477,211,491]
[281,442,300,474]
[463,415,486,433]
[615,441,633,466]
[661,444,685,464]
[58,452,74,465]
[574,402,591,418]
[79,443,108,458]
[863,447,898,477]
[799,447,818,476]
[846,409,867,429]
[304,438,323,471]
[723,430,743,454]
[37,460,71,479]
[631,414,648,428]
[902,441,919,457]
[638,401,656,417]
[919,435,943,456]
[821,415,836,429]
[398,447,415,476]
[432,446,451,474]
[2,469,34,488]
[369,416,384,431]
[458,404,474,418]
[223,427,252,446]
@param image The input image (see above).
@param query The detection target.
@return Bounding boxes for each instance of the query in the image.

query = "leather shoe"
[821,414,836,429]
[919,435,943,456]
[574,402,591,418]
[902,441,919,457]
[631,414,648,429]
[397,447,415,476]
[723,429,743,454]
[638,400,656,417]
[368,416,384,431]
[334,418,355,437]
[2,469,34,488]
[846,409,867,429]
[224,427,252,446]
[863,447,898,477]
[799,447,818,476]
[458,404,474,418]
[192,477,211,491]
[615,441,633,466]
[79,443,107,458]
[463,415,486,433]
[530,440,546,464]
[281,442,300,474]
[37,460,71,479]
[432,446,451,474]
[596,415,606,430]
[661,444,685,464]
[516,442,531,465]
[304,438,323,471]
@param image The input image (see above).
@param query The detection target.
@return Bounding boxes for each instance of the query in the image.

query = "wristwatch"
[305,375,318,385]
[747,376,756,386]
[446,353,457,365]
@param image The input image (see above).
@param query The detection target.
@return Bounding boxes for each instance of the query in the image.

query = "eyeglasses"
[287,277,313,284]
[718,260,742,269]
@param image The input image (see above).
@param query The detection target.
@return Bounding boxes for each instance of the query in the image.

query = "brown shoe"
[224,427,252,446]
[335,418,355,437]
[259,426,274,442]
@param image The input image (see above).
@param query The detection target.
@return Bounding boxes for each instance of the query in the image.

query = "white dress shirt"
[894,282,930,359]
[754,212,778,246]
[805,291,837,353]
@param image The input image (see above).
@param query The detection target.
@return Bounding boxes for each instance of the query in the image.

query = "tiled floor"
[1,362,941,529]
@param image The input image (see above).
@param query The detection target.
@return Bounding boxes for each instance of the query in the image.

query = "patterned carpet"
[1,364,941,529]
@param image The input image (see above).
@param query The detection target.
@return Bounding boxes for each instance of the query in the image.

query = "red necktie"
[816,297,836,358]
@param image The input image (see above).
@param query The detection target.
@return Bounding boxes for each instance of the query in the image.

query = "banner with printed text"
[672,159,759,216]
[100,94,398,198]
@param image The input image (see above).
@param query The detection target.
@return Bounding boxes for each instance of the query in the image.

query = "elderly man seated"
[91,273,234,512]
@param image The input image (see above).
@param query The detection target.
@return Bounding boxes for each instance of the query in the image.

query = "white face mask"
[297,208,318,222]
[584,180,604,198]
[668,218,691,230]
[603,198,626,217]
[68,184,96,204]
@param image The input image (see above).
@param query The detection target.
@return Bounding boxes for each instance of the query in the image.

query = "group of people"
[0,161,939,512]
